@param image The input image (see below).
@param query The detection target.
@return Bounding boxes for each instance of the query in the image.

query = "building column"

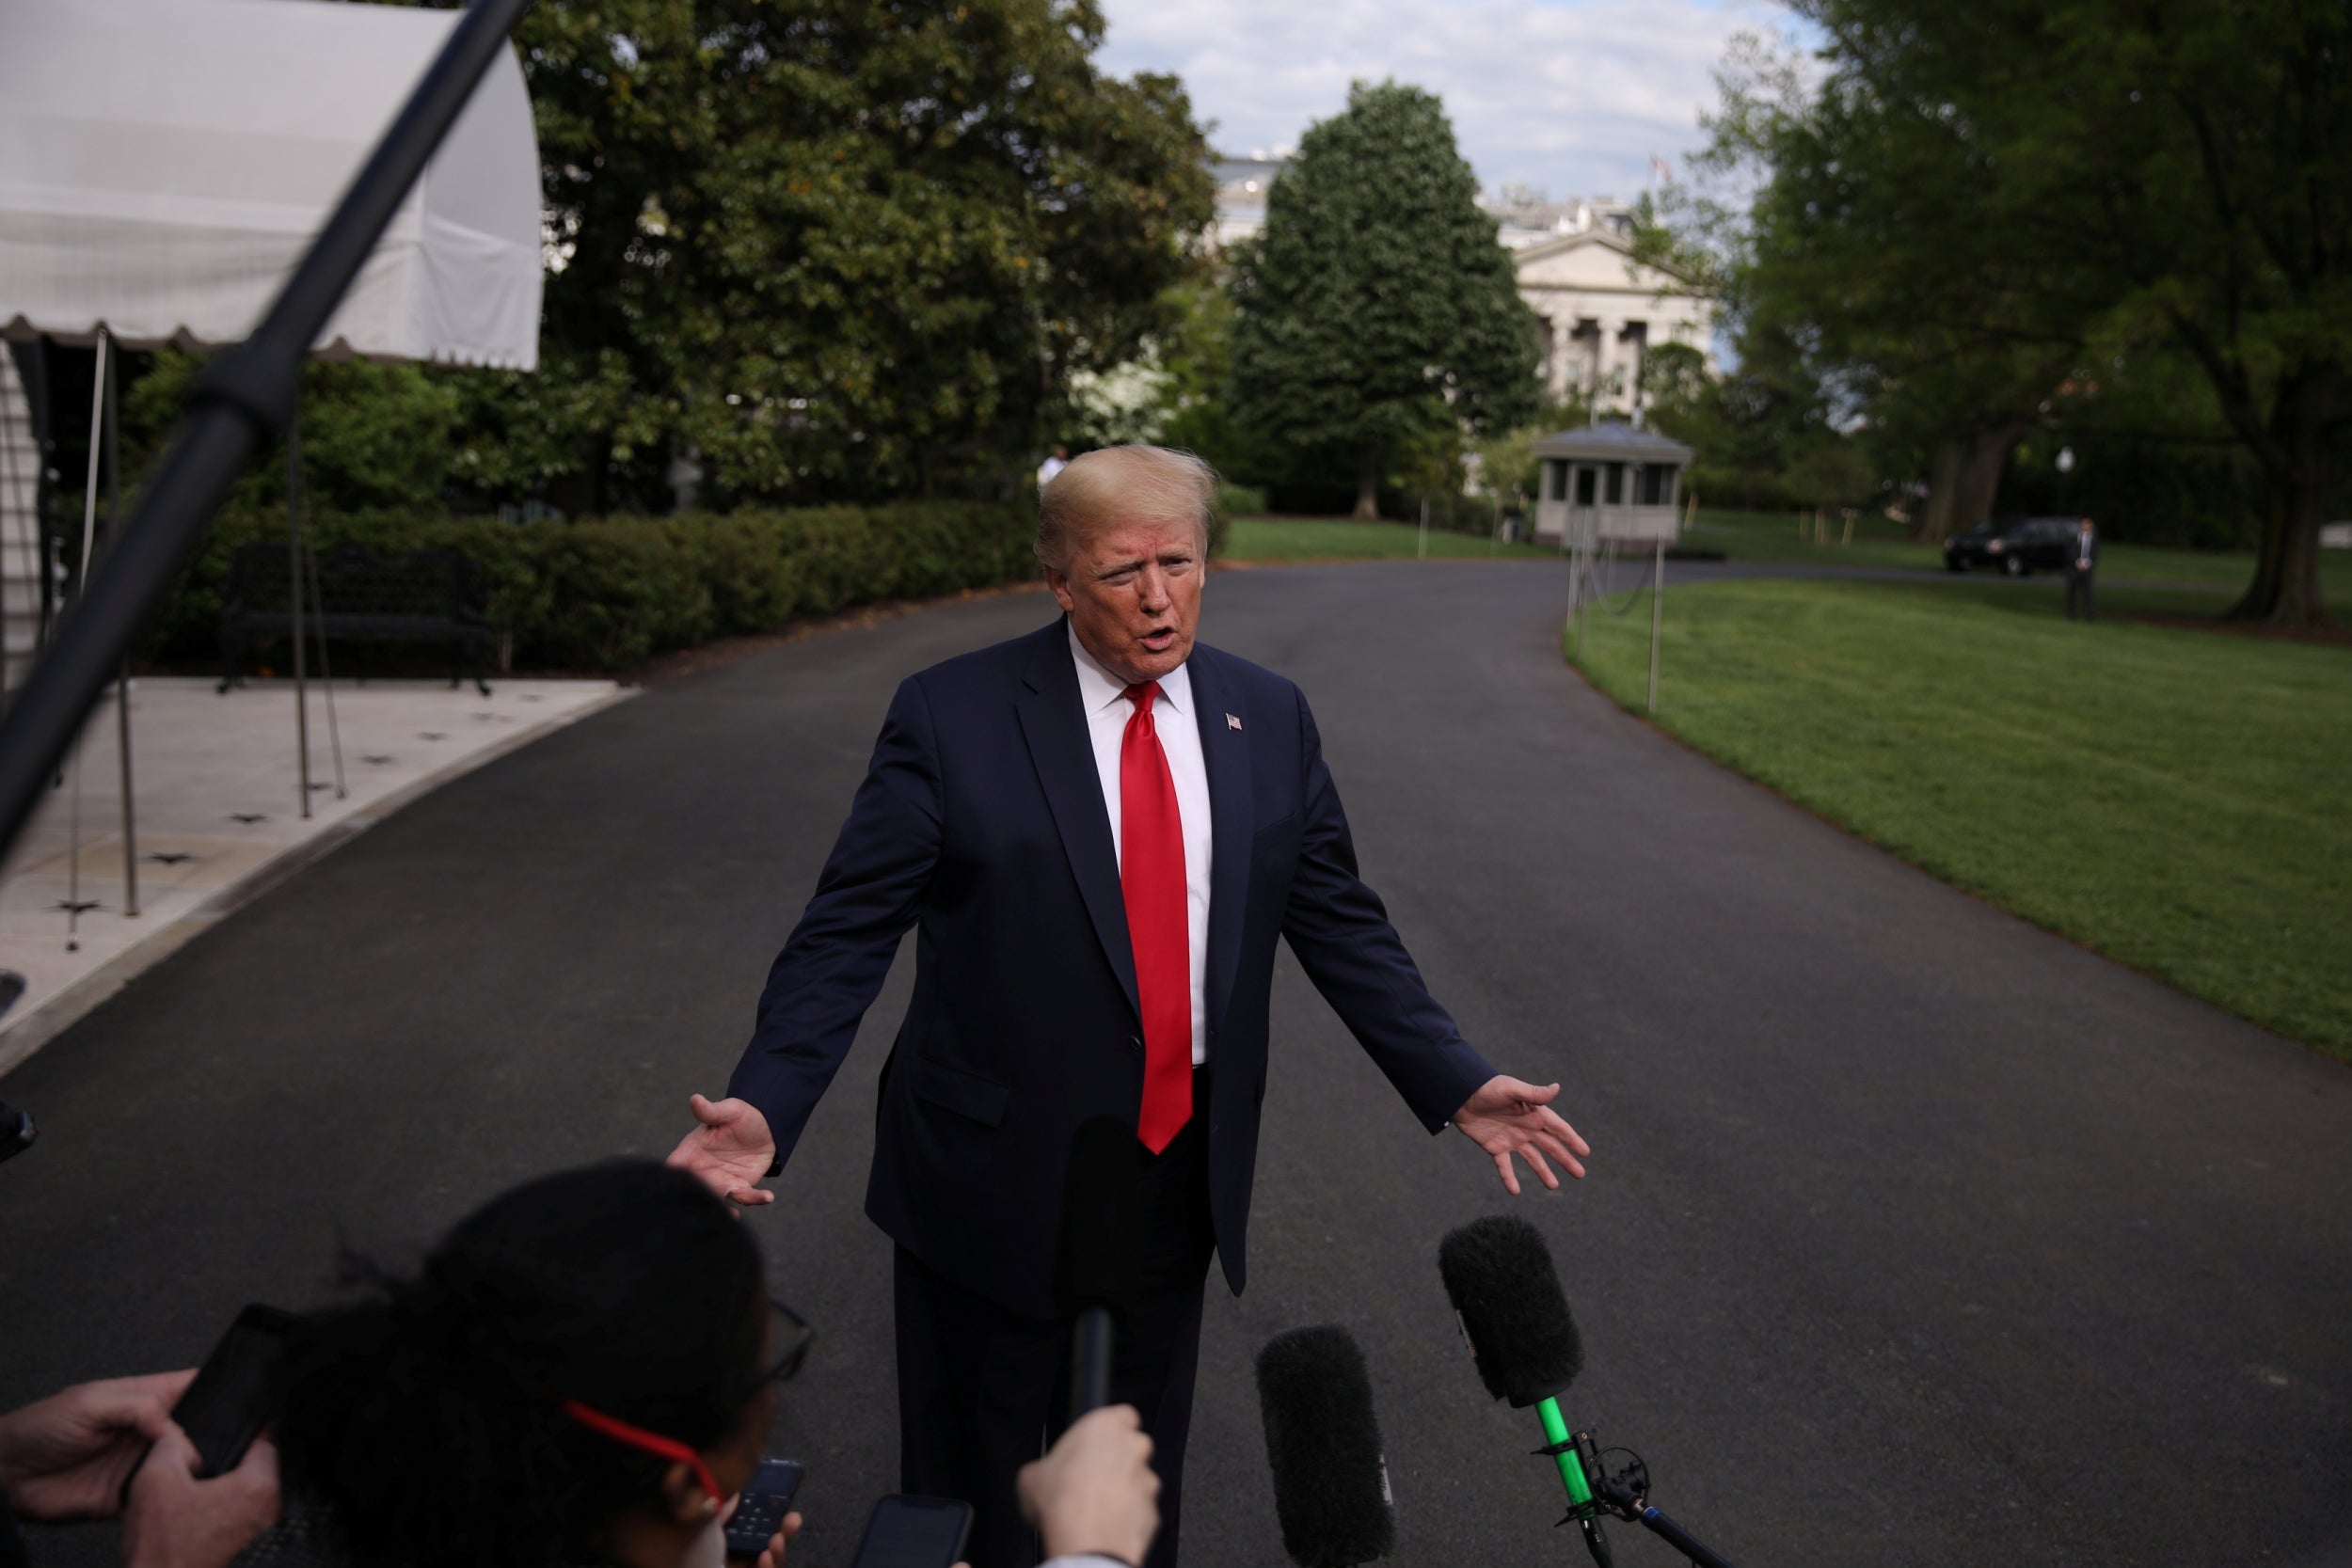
[1596,317,1628,409]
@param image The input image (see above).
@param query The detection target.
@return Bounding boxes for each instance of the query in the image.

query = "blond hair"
[1035,445,1218,571]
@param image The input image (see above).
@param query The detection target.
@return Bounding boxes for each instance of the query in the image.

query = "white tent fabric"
[0,0,541,370]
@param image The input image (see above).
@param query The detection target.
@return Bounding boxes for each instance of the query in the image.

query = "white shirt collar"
[1068,621,1192,718]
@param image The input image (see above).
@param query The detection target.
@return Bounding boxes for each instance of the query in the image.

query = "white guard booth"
[0,0,540,925]
[1532,420,1694,547]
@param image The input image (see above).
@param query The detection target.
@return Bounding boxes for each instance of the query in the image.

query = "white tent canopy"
[0,0,541,369]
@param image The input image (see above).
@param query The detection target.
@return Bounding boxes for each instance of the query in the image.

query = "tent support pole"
[106,333,136,916]
[296,445,344,800]
[289,417,310,819]
[65,330,111,950]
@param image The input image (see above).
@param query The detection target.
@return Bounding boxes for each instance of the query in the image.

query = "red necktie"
[1120,682,1192,1153]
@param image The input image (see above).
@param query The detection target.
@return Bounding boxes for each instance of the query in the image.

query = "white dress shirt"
[1069,626,1213,1065]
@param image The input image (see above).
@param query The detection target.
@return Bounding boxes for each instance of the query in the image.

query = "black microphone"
[1438,1214,1743,1568]
[1438,1214,1606,1558]
[1255,1326,1394,1567]
[1057,1116,1139,1419]
[1437,1213,1584,1407]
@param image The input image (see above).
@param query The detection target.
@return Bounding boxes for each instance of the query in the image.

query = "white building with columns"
[1513,227,1713,415]
[1204,160,1715,417]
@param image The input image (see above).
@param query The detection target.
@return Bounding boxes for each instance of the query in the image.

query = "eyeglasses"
[562,1298,815,1500]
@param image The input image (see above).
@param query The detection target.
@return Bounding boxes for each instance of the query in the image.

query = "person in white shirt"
[1038,445,1070,488]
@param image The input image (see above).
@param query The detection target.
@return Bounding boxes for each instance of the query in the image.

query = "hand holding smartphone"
[723,1457,804,1560]
[848,1495,973,1568]
[120,1305,295,1505]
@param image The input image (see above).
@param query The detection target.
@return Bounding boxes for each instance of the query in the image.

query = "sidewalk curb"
[0,685,636,1078]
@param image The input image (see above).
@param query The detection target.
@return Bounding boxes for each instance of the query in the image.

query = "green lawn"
[1230,507,2352,603]
[1568,572,2352,1060]
[1224,515,1556,562]
[1688,507,2352,597]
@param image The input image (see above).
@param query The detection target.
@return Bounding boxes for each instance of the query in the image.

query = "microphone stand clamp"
[1545,1427,1741,1568]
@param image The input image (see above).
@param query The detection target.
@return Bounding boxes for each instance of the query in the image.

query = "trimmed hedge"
[151,501,1039,673]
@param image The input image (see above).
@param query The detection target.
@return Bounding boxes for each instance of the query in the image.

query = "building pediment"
[1514,230,1698,297]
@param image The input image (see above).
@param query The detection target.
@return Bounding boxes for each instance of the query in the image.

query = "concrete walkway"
[0,676,627,1068]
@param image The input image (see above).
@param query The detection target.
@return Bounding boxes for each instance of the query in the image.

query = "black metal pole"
[106,333,137,917]
[0,0,532,863]
[16,343,57,667]
[1628,1506,1739,1568]
[290,417,311,819]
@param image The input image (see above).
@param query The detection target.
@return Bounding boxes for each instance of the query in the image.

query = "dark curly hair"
[272,1161,767,1568]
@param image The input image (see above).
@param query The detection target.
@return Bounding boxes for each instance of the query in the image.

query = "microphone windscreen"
[1056,1116,1139,1312]
[1437,1214,1583,1407]
[1256,1326,1395,1567]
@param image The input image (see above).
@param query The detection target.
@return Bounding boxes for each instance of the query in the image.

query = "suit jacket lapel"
[1017,624,1140,1022]
[1189,649,1251,1037]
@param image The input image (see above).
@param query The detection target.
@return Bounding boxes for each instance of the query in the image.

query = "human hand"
[667,1094,778,1208]
[728,1508,803,1568]
[1018,1404,1158,1568]
[1453,1075,1591,1195]
[0,1370,192,1522]
[121,1424,279,1568]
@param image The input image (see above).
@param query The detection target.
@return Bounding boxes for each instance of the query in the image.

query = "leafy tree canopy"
[1667,1,2352,624]
[465,0,1213,513]
[1227,81,1541,518]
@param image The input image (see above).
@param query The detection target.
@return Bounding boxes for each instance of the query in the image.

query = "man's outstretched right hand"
[667,1093,778,1207]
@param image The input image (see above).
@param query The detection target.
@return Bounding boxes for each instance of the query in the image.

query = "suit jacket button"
[1129,1035,1142,1052]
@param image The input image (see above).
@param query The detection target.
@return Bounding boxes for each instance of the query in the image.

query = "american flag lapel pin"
[1226,712,1243,732]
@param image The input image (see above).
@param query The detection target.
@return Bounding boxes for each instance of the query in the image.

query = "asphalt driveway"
[5,560,2347,1567]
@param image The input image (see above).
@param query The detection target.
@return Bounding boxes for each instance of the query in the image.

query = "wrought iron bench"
[217,542,494,694]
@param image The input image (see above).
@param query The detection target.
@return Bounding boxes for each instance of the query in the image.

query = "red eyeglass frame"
[562,1399,723,1505]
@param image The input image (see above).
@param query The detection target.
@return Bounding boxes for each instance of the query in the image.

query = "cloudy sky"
[1093,0,1798,203]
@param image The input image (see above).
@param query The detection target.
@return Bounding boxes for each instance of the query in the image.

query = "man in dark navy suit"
[671,446,1590,1567]
[2066,516,2100,622]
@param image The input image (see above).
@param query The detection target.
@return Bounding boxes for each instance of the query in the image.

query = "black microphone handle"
[1629,1505,1739,1568]
[1069,1306,1113,1422]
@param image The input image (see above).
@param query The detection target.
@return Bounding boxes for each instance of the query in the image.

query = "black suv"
[1944,515,2082,577]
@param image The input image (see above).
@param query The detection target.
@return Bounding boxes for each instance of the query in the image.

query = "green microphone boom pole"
[1438,1215,1748,1568]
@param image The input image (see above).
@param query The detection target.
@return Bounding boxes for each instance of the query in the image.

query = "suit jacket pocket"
[911,1052,1011,1129]
[1252,810,1299,841]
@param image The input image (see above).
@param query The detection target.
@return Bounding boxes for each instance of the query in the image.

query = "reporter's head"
[275,1161,775,1568]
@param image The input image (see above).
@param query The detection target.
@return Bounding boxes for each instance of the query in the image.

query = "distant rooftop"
[1483,185,1639,249]
[1204,159,1652,256]
[1533,420,1694,463]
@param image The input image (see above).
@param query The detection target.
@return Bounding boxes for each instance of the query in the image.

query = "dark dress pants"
[894,1082,1216,1568]
[2067,568,2095,621]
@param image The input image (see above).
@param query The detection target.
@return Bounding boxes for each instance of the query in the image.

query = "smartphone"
[847,1495,973,1568]
[723,1457,805,1558]
[124,1304,298,1501]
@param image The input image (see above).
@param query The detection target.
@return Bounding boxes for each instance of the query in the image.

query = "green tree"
[2014,0,2352,625]
[469,0,1212,512]
[1638,330,1861,514]
[126,356,463,515]
[1659,33,2086,543]
[1680,3,2351,623]
[1228,81,1541,519]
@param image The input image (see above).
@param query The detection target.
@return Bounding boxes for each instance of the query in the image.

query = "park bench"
[217,542,494,694]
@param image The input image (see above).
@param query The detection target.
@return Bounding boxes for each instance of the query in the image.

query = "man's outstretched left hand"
[1454,1075,1590,1194]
